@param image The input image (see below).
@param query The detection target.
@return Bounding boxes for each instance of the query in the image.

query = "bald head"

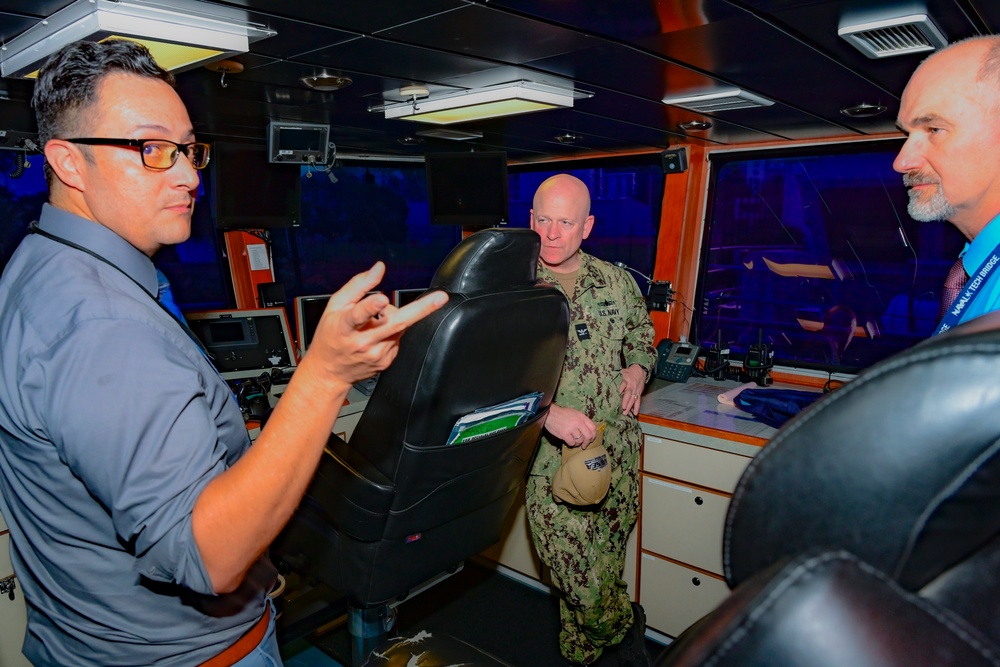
[894,34,1000,238]
[913,36,1000,110]
[530,173,595,273]
[533,174,592,216]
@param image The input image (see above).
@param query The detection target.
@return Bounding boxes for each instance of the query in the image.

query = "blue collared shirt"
[949,211,1000,327]
[0,205,266,666]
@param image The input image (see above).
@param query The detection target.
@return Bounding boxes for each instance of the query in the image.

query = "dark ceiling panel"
[211,0,465,34]
[296,36,502,89]
[486,0,679,42]
[237,16,359,60]
[0,11,46,44]
[0,2,70,17]
[377,4,597,64]
[737,0,984,95]
[7,0,987,161]
[521,41,724,103]
[957,0,1000,32]
[632,12,897,129]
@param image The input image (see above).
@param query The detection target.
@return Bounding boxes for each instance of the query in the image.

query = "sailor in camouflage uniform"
[525,175,657,666]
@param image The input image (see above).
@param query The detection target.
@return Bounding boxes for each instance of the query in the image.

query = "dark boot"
[610,602,653,667]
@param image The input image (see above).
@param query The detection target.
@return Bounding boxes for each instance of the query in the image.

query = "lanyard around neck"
[28,222,210,355]
[933,245,1000,335]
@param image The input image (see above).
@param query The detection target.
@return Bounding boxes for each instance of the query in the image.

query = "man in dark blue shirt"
[0,39,445,666]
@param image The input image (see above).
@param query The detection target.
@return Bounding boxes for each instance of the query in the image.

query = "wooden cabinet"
[637,427,757,638]
[0,512,31,667]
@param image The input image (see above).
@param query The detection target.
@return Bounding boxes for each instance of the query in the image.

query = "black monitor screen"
[212,141,301,229]
[694,139,965,375]
[295,294,331,351]
[392,288,426,308]
[425,151,509,226]
[209,321,247,345]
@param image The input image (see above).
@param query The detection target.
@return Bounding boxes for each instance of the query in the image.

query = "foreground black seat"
[273,228,569,665]
[657,310,1000,667]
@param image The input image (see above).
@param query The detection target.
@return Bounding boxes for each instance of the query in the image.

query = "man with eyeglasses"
[0,39,446,666]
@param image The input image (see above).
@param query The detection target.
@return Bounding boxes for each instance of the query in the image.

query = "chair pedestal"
[349,604,394,667]
[361,629,514,667]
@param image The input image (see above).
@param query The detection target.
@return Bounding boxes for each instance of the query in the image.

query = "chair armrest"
[307,433,395,542]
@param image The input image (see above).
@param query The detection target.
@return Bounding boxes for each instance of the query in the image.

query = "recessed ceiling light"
[840,102,887,118]
[554,132,582,144]
[678,120,712,132]
[300,74,353,91]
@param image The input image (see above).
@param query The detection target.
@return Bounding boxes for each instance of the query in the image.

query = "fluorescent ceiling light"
[381,81,582,125]
[1,0,275,79]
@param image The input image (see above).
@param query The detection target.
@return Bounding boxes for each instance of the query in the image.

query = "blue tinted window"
[155,175,231,310]
[0,152,47,267]
[0,151,230,311]
[508,157,663,283]
[696,141,965,373]
[269,163,462,329]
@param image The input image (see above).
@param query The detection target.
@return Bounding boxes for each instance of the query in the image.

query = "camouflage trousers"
[526,444,640,664]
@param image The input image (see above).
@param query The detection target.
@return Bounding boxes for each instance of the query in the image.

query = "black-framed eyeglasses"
[65,138,211,170]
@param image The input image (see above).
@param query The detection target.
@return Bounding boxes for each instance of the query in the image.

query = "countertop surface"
[639,378,825,447]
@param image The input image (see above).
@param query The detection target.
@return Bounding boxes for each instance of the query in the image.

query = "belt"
[199,605,272,667]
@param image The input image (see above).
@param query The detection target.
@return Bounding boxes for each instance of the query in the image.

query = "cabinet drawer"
[640,553,730,638]
[643,436,751,492]
[642,477,729,575]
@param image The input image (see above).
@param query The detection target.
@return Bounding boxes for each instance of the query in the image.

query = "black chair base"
[362,629,514,667]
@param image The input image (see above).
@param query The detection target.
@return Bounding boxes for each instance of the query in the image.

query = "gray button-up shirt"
[0,204,266,666]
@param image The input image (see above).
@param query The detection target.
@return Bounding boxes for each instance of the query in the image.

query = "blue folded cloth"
[733,388,823,429]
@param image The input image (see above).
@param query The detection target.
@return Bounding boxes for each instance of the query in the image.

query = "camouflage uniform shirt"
[530,251,657,478]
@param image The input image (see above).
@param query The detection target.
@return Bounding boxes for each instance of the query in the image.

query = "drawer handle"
[694,496,704,505]
[692,577,701,586]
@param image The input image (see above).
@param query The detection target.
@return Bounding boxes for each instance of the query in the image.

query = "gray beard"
[903,175,957,221]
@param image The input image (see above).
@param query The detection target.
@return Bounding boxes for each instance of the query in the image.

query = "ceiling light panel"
[382,81,581,125]
[1,0,275,78]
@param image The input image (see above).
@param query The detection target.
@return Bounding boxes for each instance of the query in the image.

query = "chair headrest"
[725,310,1000,590]
[430,228,540,294]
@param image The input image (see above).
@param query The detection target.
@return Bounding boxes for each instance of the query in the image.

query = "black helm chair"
[656,311,1000,667]
[272,228,570,666]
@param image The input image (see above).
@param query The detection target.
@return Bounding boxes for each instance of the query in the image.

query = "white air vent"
[415,127,484,141]
[839,14,946,58]
[661,88,774,113]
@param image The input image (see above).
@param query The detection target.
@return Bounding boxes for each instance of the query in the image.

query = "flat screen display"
[392,288,426,308]
[293,294,331,353]
[212,141,301,229]
[268,122,330,164]
[694,139,965,375]
[425,151,509,226]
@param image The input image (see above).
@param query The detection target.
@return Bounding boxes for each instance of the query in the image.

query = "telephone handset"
[654,338,701,383]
